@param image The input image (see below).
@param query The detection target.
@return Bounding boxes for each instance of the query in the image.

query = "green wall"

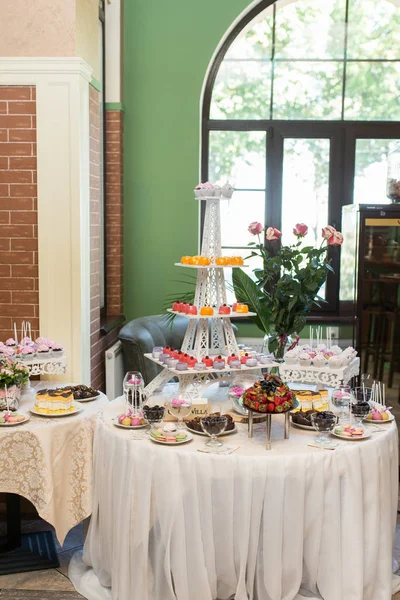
[123,0,251,321]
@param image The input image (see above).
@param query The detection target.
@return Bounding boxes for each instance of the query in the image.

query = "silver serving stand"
[248,410,290,450]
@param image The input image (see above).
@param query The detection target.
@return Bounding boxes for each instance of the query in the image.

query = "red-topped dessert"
[240,353,250,364]
[172,301,181,311]
[227,353,239,364]
[242,374,295,414]
[187,305,198,315]
[218,304,231,315]
[213,355,225,365]
[202,356,213,367]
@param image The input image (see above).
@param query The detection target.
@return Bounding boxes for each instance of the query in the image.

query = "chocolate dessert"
[187,412,234,433]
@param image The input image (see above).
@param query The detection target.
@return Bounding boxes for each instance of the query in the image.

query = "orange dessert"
[215,257,228,266]
[198,256,211,266]
[200,306,214,316]
[236,303,249,313]
[181,256,191,264]
[230,256,244,266]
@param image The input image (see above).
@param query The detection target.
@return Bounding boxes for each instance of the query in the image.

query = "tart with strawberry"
[242,373,295,413]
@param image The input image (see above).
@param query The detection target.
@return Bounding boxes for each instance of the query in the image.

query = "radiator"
[105,340,124,400]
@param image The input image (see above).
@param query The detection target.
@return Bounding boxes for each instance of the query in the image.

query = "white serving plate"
[290,420,314,431]
[30,402,84,418]
[113,416,147,429]
[174,263,249,269]
[76,394,101,403]
[331,429,371,441]
[0,413,30,427]
[149,431,193,445]
[167,309,257,319]
[363,413,394,424]
[186,424,237,437]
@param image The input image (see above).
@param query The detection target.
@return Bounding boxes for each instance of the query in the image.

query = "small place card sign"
[163,399,210,422]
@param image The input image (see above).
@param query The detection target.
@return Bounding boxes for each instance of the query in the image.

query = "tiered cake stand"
[279,357,360,389]
[144,192,279,398]
[22,355,67,377]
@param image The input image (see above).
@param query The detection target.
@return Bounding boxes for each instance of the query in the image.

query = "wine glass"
[123,371,145,415]
[331,385,352,423]
[165,393,192,430]
[311,412,338,446]
[200,415,228,449]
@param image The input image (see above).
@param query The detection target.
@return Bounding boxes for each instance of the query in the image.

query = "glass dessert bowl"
[311,411,338,445]
[200,415,228,449]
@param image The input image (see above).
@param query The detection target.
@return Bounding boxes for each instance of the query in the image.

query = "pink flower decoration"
[321,225,336,240]
[293,223,308,237]
[266,227,282,241]
[322,226,344,246]
[171,397,185,407]
[248,221,264,236]
[328,231,344,246]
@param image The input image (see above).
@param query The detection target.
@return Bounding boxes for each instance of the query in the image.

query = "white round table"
[70,396,399,600]
[0,384,108,545]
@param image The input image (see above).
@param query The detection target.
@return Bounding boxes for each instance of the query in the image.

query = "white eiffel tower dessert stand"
[144,187,279,399]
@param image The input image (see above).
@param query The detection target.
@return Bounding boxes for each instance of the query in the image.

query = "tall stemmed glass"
[331,385,352,423]
[123,371,145,416]
[165,392,192,430]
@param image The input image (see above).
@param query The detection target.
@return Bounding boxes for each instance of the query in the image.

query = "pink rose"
[322,226,344,246]
[293,223,308,237]
[328,230,344,246]
[171,397,185,407]
[321,225,336,240]
[266,227,281,241]
[248,221,264,236]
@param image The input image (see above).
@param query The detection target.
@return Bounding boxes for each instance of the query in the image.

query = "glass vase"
[262,333,294,361]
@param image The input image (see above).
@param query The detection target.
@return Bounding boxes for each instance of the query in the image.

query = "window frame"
[201,0,400,317]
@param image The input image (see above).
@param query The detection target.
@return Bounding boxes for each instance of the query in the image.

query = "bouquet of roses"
[232,222,344,358]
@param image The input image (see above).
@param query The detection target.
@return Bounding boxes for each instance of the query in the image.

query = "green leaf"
[232,268,270,334]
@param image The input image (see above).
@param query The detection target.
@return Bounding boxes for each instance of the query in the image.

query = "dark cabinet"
[340,204,400,401]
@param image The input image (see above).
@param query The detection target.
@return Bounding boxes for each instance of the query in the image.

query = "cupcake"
[194,362,205,370]
[20,346,36,360]
[299,352,311,367]
[221,182,234,199]
[328,355,342,369]
[312,354,326,368]
[330,345,342,356]
[342,346,357,359]
[5,338,16,347]
[284,350,298,365]
[245,358,257,367]
[52,345,64,356]
[316,344,326,353]
[37,344,50,356]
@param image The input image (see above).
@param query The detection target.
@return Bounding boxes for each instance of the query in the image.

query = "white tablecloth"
[70,396,399,600]
[0,384,108,544]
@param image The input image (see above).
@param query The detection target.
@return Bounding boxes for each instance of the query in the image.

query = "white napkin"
[197,445,239,455]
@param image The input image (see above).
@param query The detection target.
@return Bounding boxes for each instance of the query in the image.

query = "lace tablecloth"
[69,396,399,600]
[0,386,108,544]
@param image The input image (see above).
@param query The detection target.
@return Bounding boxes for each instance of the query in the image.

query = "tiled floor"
[0,520,84,599]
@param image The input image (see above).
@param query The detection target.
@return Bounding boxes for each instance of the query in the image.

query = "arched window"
[202,0,400,313]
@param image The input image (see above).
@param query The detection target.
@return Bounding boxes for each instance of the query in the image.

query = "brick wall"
[105,110,123,315]
[0,86,39,341]
[89,87,123,391]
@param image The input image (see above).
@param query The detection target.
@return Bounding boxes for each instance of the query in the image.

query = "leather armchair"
[118,314,190,384]
[119,314,237,384]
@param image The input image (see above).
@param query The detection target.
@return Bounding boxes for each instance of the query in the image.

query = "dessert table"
[69,394,399,600]
[0,384,108,546]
